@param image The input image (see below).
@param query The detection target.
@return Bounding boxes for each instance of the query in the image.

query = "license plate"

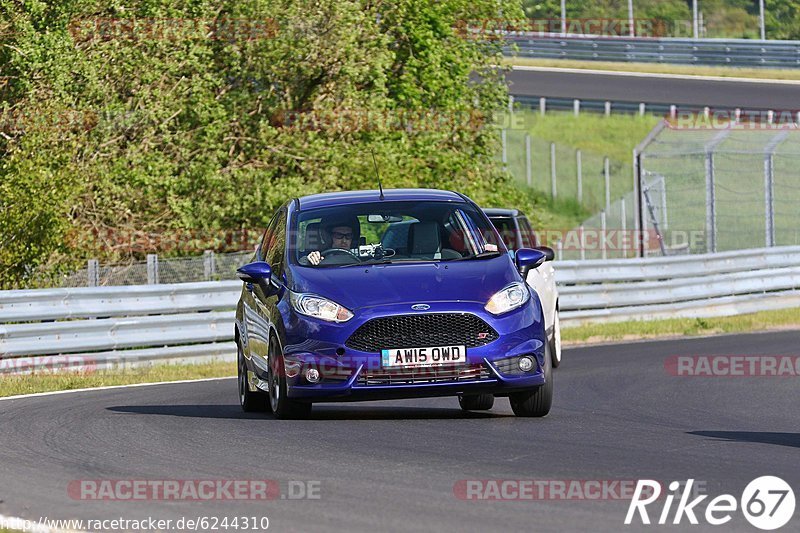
[380,345,466,368]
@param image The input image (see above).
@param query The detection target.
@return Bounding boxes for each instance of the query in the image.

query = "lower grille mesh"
[357,363,491,386]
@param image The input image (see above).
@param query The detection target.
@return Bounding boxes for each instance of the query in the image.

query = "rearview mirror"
[367,214,404,223]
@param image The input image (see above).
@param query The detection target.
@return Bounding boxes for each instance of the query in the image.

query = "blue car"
[235,189,554,419]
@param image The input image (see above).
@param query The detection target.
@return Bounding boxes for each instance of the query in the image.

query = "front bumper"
[266,299,547,403]
[284,358,545,402]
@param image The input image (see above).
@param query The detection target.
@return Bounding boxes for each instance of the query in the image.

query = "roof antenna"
[371,150,385,200]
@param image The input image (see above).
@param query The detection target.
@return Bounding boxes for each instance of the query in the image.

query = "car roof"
[483,208,521,217]
[297,188,466,211]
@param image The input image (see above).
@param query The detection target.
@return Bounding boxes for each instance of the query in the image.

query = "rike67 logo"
[626,477,795,530]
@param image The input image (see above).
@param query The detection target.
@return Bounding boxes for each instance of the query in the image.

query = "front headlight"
[485,282,530,315]
[289,292,354,322]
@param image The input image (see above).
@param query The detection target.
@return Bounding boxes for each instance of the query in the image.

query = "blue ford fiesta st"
[235,189,554,419]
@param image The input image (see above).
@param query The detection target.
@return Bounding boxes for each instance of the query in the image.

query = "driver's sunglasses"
[331,231,353,240]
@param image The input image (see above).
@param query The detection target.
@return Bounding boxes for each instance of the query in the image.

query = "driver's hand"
[307,251,322,265]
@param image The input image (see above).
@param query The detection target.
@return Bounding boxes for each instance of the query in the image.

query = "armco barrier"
[556,246,800,324]
[0,281,241,374]
[1,247,799,373]
[505,34,800,68]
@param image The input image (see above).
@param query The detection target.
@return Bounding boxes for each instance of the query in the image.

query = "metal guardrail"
[557,246,800,324]
[0,281,241,374]
[1,247,799,373]
[506,34,800,68]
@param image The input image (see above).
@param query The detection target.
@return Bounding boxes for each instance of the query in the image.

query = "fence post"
[501,129,507,172]
[604,101,611,117]
[539,97,546,116]
[764,152,775,248]
[573,99,580,116]
[87,259,99,287]
[556,240,563,262]
[639,103,646,116]
[604,156,611,212]
[600,211,607,260]
[576,149,582,204]
[204,250,217,280]
[703,130,731,254]
[659,175,668,230]
[550,142,557,198]
[763,130,789,247]
[704,150,717,254]
[147,254,159,285]
[633,148,644,257]
[579,225,585,261]
[525,135,532,187]
[620,197,627,258]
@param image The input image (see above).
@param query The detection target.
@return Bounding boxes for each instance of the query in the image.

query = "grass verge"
[0,361,235,399]
[505,57,800,81]
[562,307,800,345]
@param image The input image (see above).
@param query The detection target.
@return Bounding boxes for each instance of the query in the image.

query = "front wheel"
[268,338,312,420]
[458,393,494,411]
[509,342,553,417]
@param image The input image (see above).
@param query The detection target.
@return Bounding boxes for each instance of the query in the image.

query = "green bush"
[0,0,551,289]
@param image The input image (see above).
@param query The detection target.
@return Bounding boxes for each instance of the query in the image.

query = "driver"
[306,215,359,265]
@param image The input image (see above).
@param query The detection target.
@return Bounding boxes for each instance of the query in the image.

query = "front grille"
[345,313,499,352]
[357,363,491,386]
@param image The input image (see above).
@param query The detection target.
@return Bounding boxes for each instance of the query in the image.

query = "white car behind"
[484,208,561,368]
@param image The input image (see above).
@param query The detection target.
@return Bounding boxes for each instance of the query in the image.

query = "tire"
[509,342,553,418]
[238,342,269,413]
[550,309,562,369]
[268,337,312,420]
[458,393,494,411]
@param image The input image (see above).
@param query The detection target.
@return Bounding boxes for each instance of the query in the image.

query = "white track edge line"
[0,376,235,402]
[510,65,800,85]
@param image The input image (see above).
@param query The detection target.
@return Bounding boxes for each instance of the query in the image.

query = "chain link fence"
[501,116,637,259]
[637,122,800,255]
[47,251,253,288]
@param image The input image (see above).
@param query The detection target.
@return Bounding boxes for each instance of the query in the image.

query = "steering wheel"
[320,248,361,262]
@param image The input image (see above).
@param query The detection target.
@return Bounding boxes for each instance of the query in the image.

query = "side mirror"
[533,246,555,261]
[236,261,276,294]
[515,248,547,279]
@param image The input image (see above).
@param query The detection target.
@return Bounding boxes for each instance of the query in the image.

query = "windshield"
[291,200,504,267]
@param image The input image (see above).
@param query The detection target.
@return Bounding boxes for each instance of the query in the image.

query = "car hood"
[288,256,520,311]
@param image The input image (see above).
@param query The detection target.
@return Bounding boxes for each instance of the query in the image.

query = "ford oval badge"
[411,304,430,311]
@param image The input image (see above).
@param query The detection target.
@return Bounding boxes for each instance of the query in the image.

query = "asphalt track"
[507,67,800,109]
[0,330,798,532]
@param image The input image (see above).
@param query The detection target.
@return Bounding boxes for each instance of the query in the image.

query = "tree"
[0,0,537,288]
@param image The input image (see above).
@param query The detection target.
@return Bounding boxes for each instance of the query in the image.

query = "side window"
[491,217,517,251]
[266,208,288,272]
[518,217,538,248]
[259,211,281,260]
